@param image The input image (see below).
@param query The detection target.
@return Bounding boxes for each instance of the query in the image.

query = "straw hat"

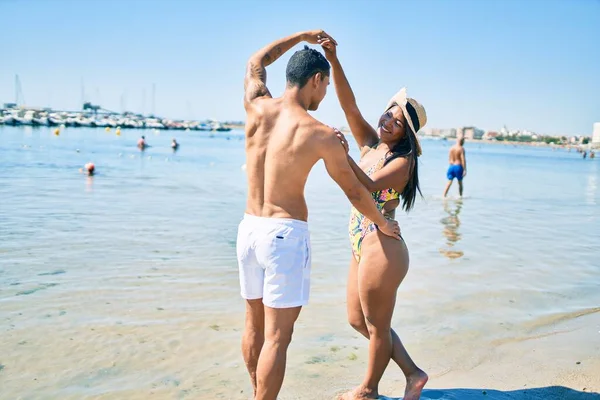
[385,88,427,156]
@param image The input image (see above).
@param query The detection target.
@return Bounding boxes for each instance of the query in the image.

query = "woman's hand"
[334,129,349,154]
[319,37,337,61]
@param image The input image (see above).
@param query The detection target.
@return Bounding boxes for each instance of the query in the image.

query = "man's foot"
[404,369,428,400]
[338,385,379,400]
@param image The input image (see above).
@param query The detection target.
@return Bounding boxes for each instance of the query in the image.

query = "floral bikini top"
[363,155,401,205]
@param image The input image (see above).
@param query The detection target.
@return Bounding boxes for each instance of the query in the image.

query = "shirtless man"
[443,136,467,197]
[137,135,147,150]
[238,30,401,400]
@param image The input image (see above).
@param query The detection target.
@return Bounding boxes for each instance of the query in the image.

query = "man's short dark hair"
[286,46,330,88]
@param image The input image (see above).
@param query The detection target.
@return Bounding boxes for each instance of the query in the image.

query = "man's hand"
[379,219,401,240]
[319,37,337,61]
[463,170,467,178]
[303,30,337,46]
[334,129,349,154]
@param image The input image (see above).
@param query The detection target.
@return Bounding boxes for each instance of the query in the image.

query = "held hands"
[319,37,337,61]
[303,30,337,45]
[302,30,338,61]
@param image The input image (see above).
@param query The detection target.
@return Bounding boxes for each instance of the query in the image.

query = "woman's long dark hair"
[382,108,422,212]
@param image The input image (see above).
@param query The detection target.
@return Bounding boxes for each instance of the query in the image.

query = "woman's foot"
[338,385,379,400]
[404,369,428,400]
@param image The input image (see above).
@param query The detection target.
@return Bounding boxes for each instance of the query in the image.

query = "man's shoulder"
[249,96,279,112]
[298,116,336,137]
[289,117,339,159]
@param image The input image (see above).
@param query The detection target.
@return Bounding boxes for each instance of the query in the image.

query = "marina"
[0,105,232,132]
[1,75,232,132]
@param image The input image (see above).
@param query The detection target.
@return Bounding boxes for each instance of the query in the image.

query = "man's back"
[444,138,467,197]
[448,143,464,165]
[245,97,324,221]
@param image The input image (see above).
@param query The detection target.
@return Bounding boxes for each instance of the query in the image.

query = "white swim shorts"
[236,214,311,308]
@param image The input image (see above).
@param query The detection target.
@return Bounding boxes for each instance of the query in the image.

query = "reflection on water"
[585,162,597,206]
[85,176,94,192]
[439,199,464,259]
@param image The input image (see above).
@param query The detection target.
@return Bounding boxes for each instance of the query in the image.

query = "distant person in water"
[79,162,95,176]
[171,138,179,150]
[591,151,595,159]
[137,136,147,150]
[443,136,467,197]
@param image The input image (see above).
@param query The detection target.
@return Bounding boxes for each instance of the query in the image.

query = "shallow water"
[0,126,598,399]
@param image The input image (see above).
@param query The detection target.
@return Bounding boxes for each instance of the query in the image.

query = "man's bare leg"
[254,305,301,400]
[458,180,463,197]
[242,299,265,396]
[443,180,453,197]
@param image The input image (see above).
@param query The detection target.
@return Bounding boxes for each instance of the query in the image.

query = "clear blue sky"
[1,0,598,136]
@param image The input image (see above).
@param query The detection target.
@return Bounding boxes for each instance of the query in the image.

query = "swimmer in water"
[137,135,148,150]
[79,162,95,176]
[171,138,179,150]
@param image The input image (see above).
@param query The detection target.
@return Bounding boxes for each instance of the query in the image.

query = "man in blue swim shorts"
[443,136,467,197]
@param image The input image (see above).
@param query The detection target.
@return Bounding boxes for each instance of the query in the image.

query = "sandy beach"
[1,284,598,399]
[411,311,600,400]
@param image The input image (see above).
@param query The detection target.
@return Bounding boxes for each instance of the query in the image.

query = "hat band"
[405,102,420,132]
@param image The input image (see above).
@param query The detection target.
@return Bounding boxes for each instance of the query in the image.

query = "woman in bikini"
[319,38,428,400]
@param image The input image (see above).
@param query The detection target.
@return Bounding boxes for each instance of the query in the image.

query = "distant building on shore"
[483,131,499,140]
[441,128,457,138]
[593,122,600,148]
[462,126,484,140]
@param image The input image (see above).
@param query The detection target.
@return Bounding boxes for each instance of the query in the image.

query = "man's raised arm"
[244,30,336,106]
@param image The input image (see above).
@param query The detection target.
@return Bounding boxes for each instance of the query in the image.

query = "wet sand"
[1,284,598,399]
